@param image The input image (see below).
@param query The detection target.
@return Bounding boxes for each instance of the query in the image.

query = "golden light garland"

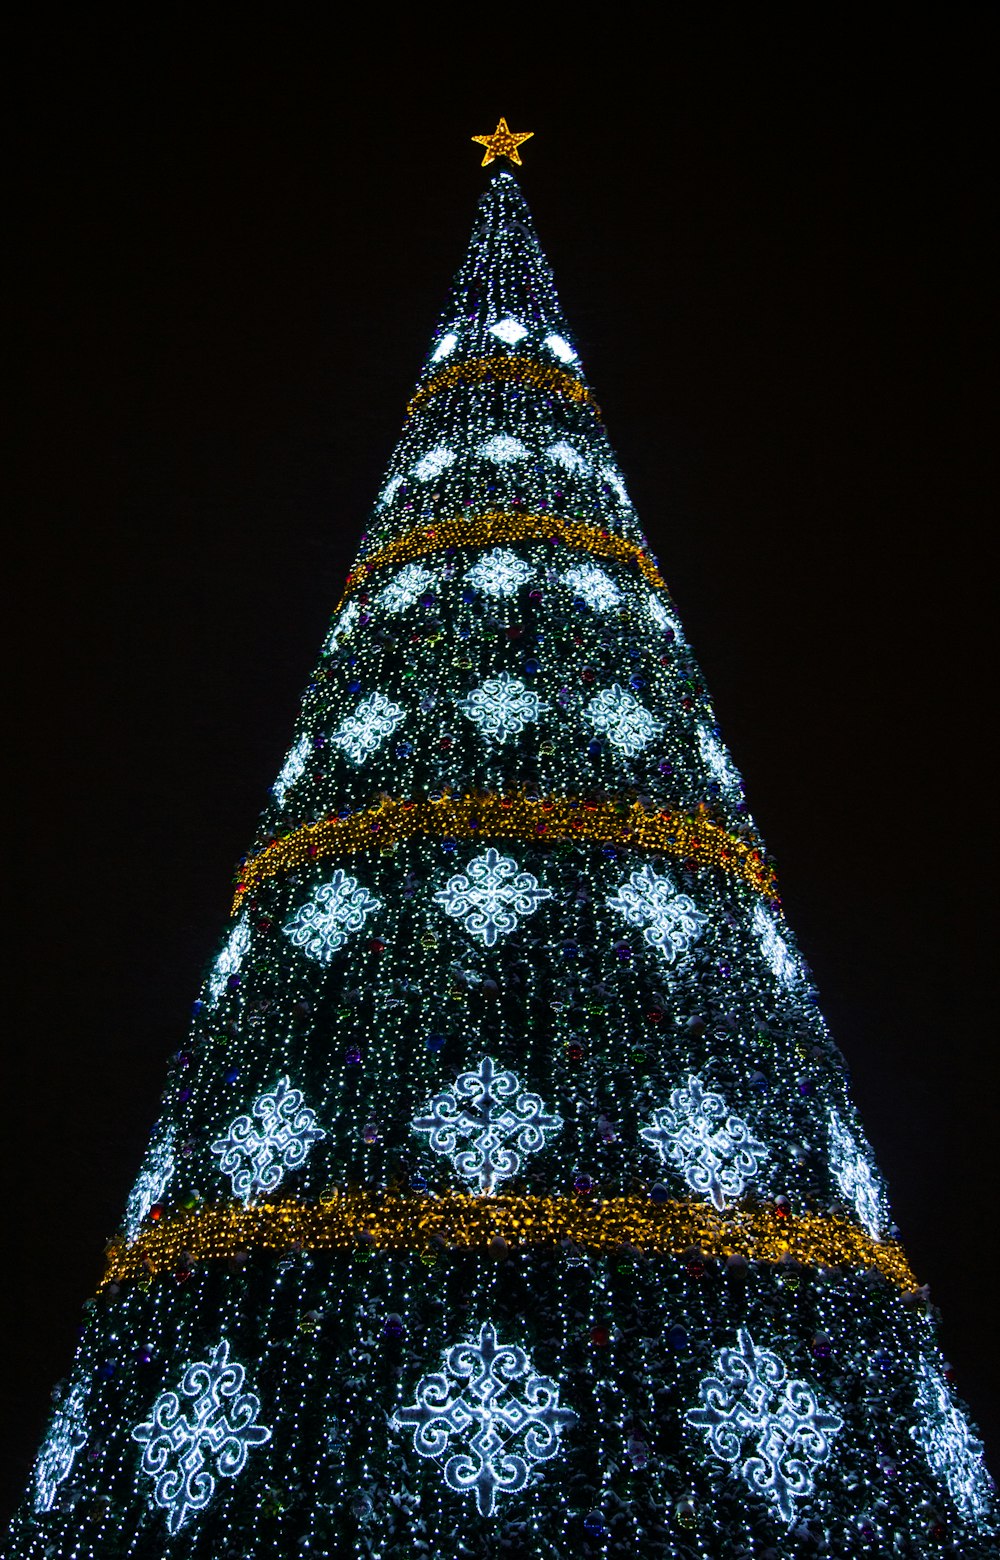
[103,1191,916,1291]
[341,510,666,602]
[232,793,777,911]
[407,356,600,416]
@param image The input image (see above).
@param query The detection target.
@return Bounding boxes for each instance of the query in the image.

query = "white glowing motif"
[546,440,589,474]
[331,691,405,765]
[377,563,436,614]
[33,1383,88,1512]
[641,1075,768,1210]
[601,465,630,505]
[378,474,405,509]
[648,592,684,640]
[208,915,251,1005]
[457,672,548,744]
[477,433,530,463]
[563,562,622,612]
[413,1057,562,1192]
[132,1341,271,1534]
[325,598,360,648]
[607,865,707,962]
[827,1109,887,1239]
[210,1075,326,1201]
[431,331,458,362]
[465,548,532,598]
[394,1323,575,1516]
[687,1328,841,1524]
[911,1357,993,1520]
[543,332,577,363]
[489,317,528,345]
[753,903,800,988]
[698,725,740,793]
[125,1126,176,1240]
[412,445,455,481]
[434,847,552,947]
[585,684,664,756]
[272,734,311,806]
[283,870,381,962]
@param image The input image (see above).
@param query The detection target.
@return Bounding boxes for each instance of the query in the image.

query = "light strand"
[407,356,600,417]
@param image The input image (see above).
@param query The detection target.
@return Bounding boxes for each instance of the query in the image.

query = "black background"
[6,12,998,1523]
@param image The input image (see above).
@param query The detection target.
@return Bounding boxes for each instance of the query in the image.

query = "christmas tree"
[8,121,996,1559]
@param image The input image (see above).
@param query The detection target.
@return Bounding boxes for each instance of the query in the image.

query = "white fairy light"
[911,1356,993,1520]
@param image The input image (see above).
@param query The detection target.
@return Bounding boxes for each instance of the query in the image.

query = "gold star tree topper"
[472,117,534,168]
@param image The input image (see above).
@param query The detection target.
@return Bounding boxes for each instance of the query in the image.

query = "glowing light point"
[607,865,706,962]
[477,433,530,463]
[457,672,548,743]
[431,332,459,363]
[434,847,552,946]
[283,870,381,962]
[331,691,405,765]
[584,684,664,756]
[465,547,532,597]
[543,333,577,363]
[489,317,529,345]
[211,1075,326,1201]
[413,1056,562,1192]
[641,1075,768,1209]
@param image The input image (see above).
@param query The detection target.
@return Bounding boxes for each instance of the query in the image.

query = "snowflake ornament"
[698,725,740,793]
[378,474,405,509]
[283,870,381,962]
[431,331,458,362]
[434,847,552,946]
[378,563,436,614]
[477,434,529,463]
[211,1075,326,1201]
[563,563,622,612]
[207,916,251,1005]
[272,734,311,806]
[911,1356,994,1520]
[465,548,532,598]
[33,1382,88,1512]
[394,1323,576,1516]
[412,1056,562,1192]
[641,1074,768,1210]
[600,465,630,506]
[324,598,360,648]
[753,903,800,988]
[827,1108,887,1239]
[687,1328,841,1525]
[412,445,455,482]
[648,592,683,640]
[331,692,405,765]
[457,672,548,744]
[132,1340,272,1534]
[606,865,707,962]
[124,1126,176,1241]
[584,684,664,756]
[546,440,589,474]
[543,333,577,363]
[489,317,528,345]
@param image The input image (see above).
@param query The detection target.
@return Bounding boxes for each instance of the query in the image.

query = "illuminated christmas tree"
[8,121,996,1559]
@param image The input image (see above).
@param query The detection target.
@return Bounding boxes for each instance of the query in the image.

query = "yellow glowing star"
[472,117,534,168]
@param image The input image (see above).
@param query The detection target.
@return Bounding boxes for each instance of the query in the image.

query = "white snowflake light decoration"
[378,474,405,509]
[125,1126,176,1241]
[489,317,528,345]
[465,548,532,598]
[132,1340,272,1534]
[377,563,436,614]
[457,672,548,743]
[543,332,577,363]
[641,1074,768,1210]
[753,903,800,988]
[324,598,360,648]
[911,1356,993,1520]
[607,865,707,963]
[283,870,381,963]
[208,915,251,1005]
[434,847,552,946]
[648,592,683,639]
[477,433,529,463]
[584,684,664,756]
[600,464,630,506]
[563,562,622,612]
[412,1056,562,1192]
[33,1382,88,1512]
[698,725,740,793]
[394,1323,576,1516]
[546,440,588,474]
[827,1108,887,1239]
[412,445,455,482]
[431,331,458,362]
[272,734,311,806]
[331,691,405,765]
[687,1328,841,1525]
[211,1075,326,1201]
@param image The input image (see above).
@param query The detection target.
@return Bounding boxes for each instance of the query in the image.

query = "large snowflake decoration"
[477,433,529,463]
[283,870,382,962]
[124,1125,176,1240]
[911,1356,994,1520]
[698,725,740,793]
[648,592,684,640]
[753,903,800,988]
[641,1074,769,1210]
[687,1328,842,1525]
[434,847,552,947]
[412,1057,562,1192]
[33,1382,88,1512]
[132,1340,272,1534]
[394,1323,576,1516]
[546,439,589,474]
[606,865,707,963]
[563,562,622,612]
[457,672,548,744]
[827,1108,887,1239]
[210,1075,326,1201]
[489,317,528,345]
[543,332,577,363]
[584,684,664,756]
[272,734,311,806]
[324,598,359,649]
[464,548,532,598]
[207,915,251,1005]
[331,691,405,765]
[412,445,455,481]
[377,563,436,614]
[600,464,631,506]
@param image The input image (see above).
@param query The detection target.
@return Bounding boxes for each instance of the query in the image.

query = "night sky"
[7,15,998,1522]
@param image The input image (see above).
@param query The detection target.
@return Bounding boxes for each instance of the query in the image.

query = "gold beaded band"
[341,510,666,602]
[103,1191,916,1292]
[407,357,600,417]
[232,794,777,912]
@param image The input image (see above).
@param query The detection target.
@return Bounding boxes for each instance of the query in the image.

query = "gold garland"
[232,794,776,911]
[407,356,600,417]
[103,1190,916,1291]
[340,510,666,601]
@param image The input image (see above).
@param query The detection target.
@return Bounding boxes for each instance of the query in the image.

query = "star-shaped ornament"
[472,117,534,168]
